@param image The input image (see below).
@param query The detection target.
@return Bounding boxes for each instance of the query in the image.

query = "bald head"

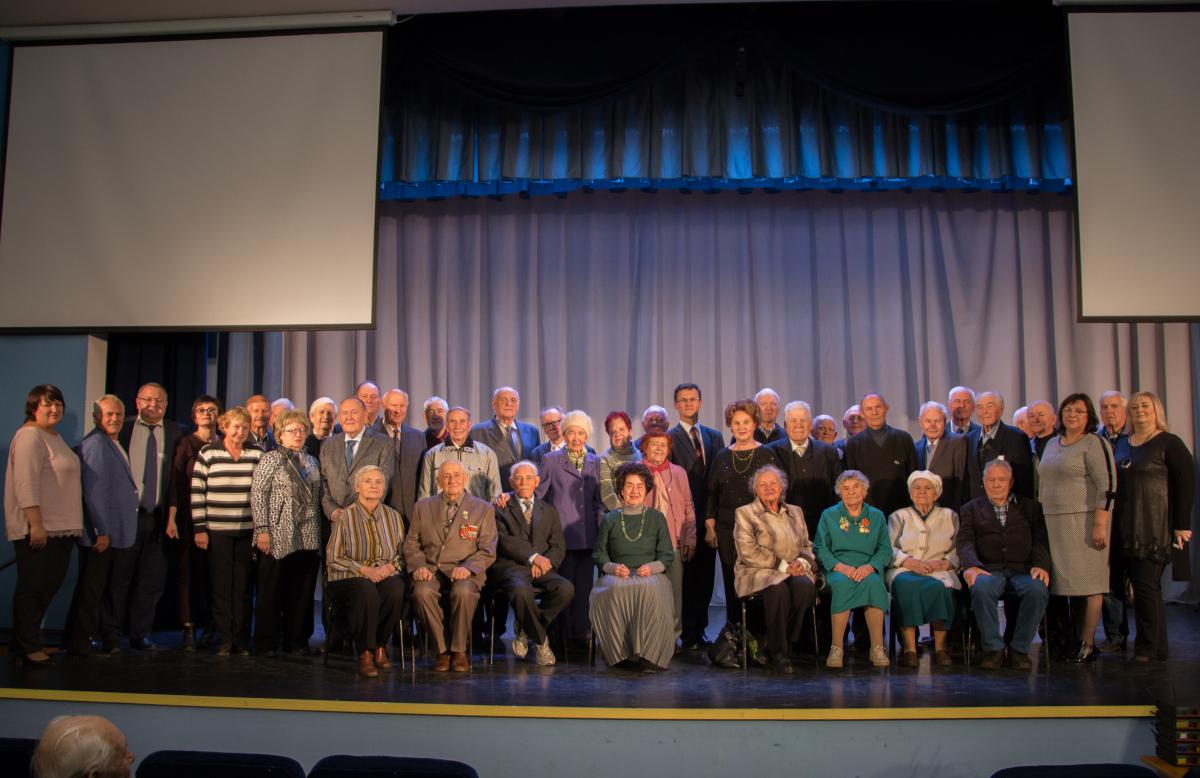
[33,715,133,778]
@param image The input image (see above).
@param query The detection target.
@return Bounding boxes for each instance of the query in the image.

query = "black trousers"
[173,519,211,630]
[101,510,167,643]
[494,567,575,644]
[254,550,320,653]
[751,577,817,658]
[10,536,74,656]
[557,550,596,641]
[681,534,717,642]
[66,544,116,650]
[207,532,253,648]
[1103,529,1131,642]
[715,526,740,626]
[1129,556,1168,660]
[327,575,407,652]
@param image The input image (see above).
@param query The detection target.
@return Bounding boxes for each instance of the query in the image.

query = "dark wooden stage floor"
[3,604,1197,718]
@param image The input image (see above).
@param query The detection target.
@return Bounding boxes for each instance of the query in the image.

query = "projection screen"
[1069,10,1200,320]
[0,30,383,330]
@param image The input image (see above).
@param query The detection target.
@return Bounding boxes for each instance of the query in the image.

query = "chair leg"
[740,599,748,671]
[489,601,496,666]
[811,604,821,668]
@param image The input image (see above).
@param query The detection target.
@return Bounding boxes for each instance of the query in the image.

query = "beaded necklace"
[619,507,647,542]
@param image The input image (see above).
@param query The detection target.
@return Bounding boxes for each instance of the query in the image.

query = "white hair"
[423,395,448,412]
[919,401,948,420]
[754,387,781,403]
[492,386,520,402]
[783,400,813,418]
[978,390,1006,409]
[353,464,389,491]
[948,386,976,403]
[509,459,538,479]
[1099,390,1126,406]
[32,715,123,778]
[308,396,336,416]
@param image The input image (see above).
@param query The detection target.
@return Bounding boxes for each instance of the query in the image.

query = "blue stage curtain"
[381,2,1071,199]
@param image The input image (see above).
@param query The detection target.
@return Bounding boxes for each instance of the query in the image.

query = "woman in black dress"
[1112,391,1194,662]
[705,399,776,628]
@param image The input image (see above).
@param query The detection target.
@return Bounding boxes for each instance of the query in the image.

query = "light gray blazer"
[319,432,396,519]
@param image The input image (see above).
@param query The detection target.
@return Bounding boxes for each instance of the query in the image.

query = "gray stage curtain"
[283,190,1199,596]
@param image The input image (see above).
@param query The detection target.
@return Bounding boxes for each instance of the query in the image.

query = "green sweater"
[593,508,675,572]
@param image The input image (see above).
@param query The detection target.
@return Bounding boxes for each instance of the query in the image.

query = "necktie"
[927,439,937,465]
[345,438,356,470]
[444,501,458,532]
[141,424,158,513]
[690,426,703,464]
[521,499,533,524]
[509,426,520,460]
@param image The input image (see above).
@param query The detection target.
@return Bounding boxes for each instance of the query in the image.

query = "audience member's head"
[32,715,133,778]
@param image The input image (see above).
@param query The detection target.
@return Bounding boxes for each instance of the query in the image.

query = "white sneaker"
[534,639,556,666]
[826,645,844,668]
[511,629,529,659]
[870,644,891,667]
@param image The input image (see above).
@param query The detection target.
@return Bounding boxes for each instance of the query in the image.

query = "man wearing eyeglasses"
[529,406,592,467]
[110,382,184,652]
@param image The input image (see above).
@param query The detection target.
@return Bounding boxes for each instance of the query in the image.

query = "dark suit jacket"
[966,422,1035,501]
[957,494,1051,574]
[529,440,593,468]
[490,494,566,580]
[668,422,723,520]
[470,418,541,492]
[319,431,396,519]
[369,421,427,521]
[844,425,918,516]
[118,416,185,521]
[916,432,968,511]
[765,437,842,535]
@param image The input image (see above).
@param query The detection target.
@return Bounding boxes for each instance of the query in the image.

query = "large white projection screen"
[0,31,382,329]
[1070,11,1200,320]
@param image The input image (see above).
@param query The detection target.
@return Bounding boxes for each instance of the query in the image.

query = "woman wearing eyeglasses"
[250,409,323,656]
[166,395,222,650]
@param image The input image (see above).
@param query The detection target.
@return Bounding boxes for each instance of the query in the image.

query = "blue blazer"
[535,449,604,551]
[77,428,139,548]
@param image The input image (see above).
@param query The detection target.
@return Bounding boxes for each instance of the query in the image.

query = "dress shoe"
[870,645,890,667]
[934,650,953,667]
[534,639,556,666]
[357,651,378,678]
[1010,651,1033,670]
[433,652,452,672]
[825,646,844,669]
[373,646,391,670]
[232,645,251,656]
[899,650,919,668]
[131,637,159,652]
[19,651,51,665]
[766,654,795,674]
[450,651,471,672]
[215,643,232,657]
[978,650,1004,669]
[636,656,661,674]
[1098,638,1126,654]
[1132,653,1153,664]
[511,629,529,659]
[1067,641,1096,664]
[682,636,711,651]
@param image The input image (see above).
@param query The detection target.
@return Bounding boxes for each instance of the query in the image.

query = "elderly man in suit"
[916,400,968,511]
[405,460,497,672]
[489,460,573,665]
[958,459,1051,670]
[812,414,838,445]
[765,400,841,536]
[245,394,276,452]
[667,382,724,649]
[844,393,918,517]
[67,394,139,657]
[470,386,541,493]
[965,391,1035,501]
[320,397,396,525]
[355,380,383,428]
[418,407,502,501]
[948,386,981,437]
[423,395,449,450]
[528,405,566,466]
[107,382,184,652]
[728,388,785,445]
[371,389,425,521]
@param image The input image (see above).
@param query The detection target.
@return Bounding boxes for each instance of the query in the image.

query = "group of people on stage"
[5,378,1193,676]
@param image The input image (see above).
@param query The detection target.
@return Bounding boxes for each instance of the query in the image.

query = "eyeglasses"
[542,419,563,429]
[137,397,166,405]
[195,407,218,415]
[281,427,307,436]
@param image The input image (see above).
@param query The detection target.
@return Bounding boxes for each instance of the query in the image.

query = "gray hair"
[352,464,388,491]
[32,715,123,778]
[271,397,295,411]
[308,396,336,416]
[509,459,538,479]
[783,400,813,418]
[642,404,668,420]
[492,386,519,402]
[91,393,125,425]
[978,390,1006,409]
[948,386,976,403]
[835,469,871,492]
[754,387,782,403]
[813,413,836,426]
[919,401,948,421]
[423,395,448,413]
[982,459,1014,479]
[1099,389,1126,406]
[749,464,788,494]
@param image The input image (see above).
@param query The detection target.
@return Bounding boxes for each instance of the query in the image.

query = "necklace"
[620,508,647,542]
[731,448,756,474]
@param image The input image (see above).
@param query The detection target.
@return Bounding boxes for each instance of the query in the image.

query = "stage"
[2,606,1196,775]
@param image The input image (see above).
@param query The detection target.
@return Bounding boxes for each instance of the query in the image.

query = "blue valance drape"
[381,2,1072,200]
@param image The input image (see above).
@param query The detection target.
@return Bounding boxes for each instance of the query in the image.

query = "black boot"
[182,624,196,652]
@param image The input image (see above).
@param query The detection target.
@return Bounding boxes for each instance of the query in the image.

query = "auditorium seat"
[307,754,479,777]
[0,737,38,777]
[136,749,306,778]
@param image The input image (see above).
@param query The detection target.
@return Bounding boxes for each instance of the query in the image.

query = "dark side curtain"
[382,1,1071,199]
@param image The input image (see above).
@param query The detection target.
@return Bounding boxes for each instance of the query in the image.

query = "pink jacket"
[644,462,696,551]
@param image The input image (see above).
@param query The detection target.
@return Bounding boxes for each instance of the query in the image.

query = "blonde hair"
[219,406,251,431]
[1128,391,1169,432]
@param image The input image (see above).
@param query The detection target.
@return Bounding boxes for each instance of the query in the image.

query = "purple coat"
[536,449,604,551]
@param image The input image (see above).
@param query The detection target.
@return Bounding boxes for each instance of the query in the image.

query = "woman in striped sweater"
[192,406,262,655]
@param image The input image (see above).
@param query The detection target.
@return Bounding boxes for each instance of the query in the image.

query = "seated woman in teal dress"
[814,469,892,669]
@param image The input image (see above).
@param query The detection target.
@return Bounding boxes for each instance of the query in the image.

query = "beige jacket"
[403,493,497,587]
[885,505,961,589]
[733,499,815,598]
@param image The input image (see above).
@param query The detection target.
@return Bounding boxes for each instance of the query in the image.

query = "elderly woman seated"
[325,465,407,678]
[590,461,676,673]
[815,469,893,668]
[886,470,960,668]
[733,464,817,674]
